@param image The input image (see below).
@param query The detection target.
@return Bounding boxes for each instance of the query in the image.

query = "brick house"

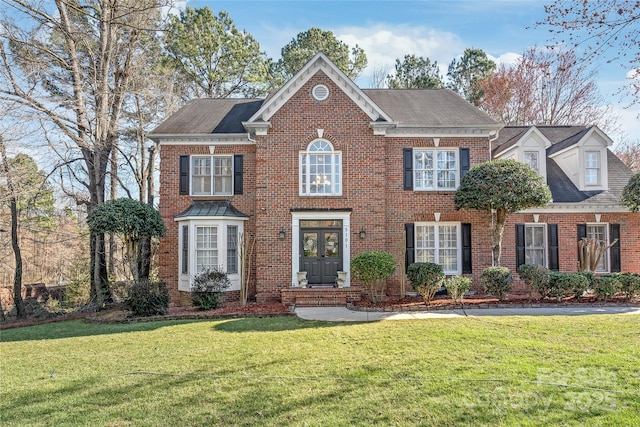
[149,53,639,306]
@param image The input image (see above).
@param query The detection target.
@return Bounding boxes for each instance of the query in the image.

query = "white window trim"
[190,155,234,197]
[291,211,351,287]
[414,221,462,274]
[584,151,600,186]
[413,148,460,191]
[177,217,246,292]
[299,140,342,196]
[586,222,609,273]
[524,223,547,267]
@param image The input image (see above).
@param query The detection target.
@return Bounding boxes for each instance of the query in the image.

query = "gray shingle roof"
[362,89,498,127]
[492,125,589,155]
[175,200,249,219]
[150,99,264,135]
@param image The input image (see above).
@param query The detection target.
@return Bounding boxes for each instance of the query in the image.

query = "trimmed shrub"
[125,280,169,317]
[481,267,512,301]
[593,275,620,300]
[578,271,595,290]
[517,264,550,300]
[351,251,396,303]
[191,268,231,310]
[547,273,589,301]
[407,262,445,304]
[610,273,640,300]
[444,275,472,303]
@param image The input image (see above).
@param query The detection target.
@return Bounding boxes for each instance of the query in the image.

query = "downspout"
[488,129,500,161]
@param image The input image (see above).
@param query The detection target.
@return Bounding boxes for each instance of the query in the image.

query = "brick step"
[295,295,347,307]
[281,287,362,307]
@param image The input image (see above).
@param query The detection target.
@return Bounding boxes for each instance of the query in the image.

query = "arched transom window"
[299,140,342,196]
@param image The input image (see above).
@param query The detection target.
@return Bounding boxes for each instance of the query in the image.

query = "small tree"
[481,266,513,301]
[517,264,550,300]
[444,276,473,304]
[87,198,166,282]
[351,251,396,303]
[454,159,552,266]
[191,268,230,310]
[621,172,640,212]
[407,262,445,304]
[577,237,618,272]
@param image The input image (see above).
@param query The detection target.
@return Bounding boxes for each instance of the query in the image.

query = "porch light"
[359,228,366,239]
[279,228,286,240]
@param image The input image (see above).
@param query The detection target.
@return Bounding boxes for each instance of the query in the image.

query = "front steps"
[281,287,361,307]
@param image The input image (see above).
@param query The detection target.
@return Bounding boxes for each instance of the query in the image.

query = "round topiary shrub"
[351,251,396,303]
[407,262,445,304]
[444,275,472,304]
[480,266,513,301]
[593,275,620,300]
[517,264,550,300]
[125,279,169,317]
[191,268,231,310]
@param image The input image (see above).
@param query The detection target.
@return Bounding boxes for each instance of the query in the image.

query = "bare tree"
[0,0,168,308]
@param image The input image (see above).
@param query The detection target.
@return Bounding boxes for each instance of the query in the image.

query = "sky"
[181,0,639,144]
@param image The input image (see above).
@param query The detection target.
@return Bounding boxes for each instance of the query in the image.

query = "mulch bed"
[2,295,638,329]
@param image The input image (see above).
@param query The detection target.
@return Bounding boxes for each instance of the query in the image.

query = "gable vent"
[312,84,329,101]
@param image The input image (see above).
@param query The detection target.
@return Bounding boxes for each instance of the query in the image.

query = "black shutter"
[516,224,525,268]
[462,223,472,274]
[403,148,413,190]
[460,148,470,179]
[179,155,189,195]
[548,224,559,271]
[233,154,243,195]
[577,224,587,240]
[405,223,415,268]
[610,224,621,272]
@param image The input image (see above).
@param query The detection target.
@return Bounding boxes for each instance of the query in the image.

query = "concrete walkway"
[295,306,640,322]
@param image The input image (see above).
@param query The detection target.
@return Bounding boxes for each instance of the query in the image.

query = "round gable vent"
[312,84,329,101]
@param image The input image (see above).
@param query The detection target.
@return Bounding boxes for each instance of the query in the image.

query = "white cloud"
[490,52,521,67]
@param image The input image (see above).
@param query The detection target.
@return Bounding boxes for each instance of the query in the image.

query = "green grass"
[1,315,639,426]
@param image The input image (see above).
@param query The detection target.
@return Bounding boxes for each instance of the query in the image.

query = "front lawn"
[1,315,638,426]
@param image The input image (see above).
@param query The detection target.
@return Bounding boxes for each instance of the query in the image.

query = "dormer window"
[524,151,539,173]
[585,151,600,185]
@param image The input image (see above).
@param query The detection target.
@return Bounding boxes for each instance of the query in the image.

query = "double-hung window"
[415,223,461,274]
[195,226,218,272]
[191,156,233,196]
[524,224,546,266]
[585,151,600,186]
[414,149,458,190]
[524,151,539,173]
[300,140,342,196]
[586,224,608,272]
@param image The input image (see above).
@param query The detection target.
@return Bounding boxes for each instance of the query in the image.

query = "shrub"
[407,263,445,304]
[480,267,512,301]
[517,264,550,300]
[444,275,472,303]
[610,273,640,300]
[578,271,595,289]
[593,275,620,300]
[547,273,589,301]
[191,268,231,310]
[351,251,396,303]
[125,280,169,317]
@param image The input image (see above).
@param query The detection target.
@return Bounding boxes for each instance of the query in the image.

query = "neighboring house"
[149,53,639,306]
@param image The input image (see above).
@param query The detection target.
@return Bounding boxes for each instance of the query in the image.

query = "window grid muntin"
[414,149,458,190]
[586,224,608,272]
[585,151,600,185]
[415,223,461,274]
[191,155,233,196]
[196,226,218,272]
[525,224,546,267]
[300,140,342,196]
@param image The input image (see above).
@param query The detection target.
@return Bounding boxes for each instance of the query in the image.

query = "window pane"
[196,226,217,272]
[414,150,456,190]
[301,141,341,196]
[525,152,538,172]
[192,157,211,195]
[226,226,238,274]
[525,225,546,266]
[181,225,189,274]
[214,157,232,194]
[587,225,607,271]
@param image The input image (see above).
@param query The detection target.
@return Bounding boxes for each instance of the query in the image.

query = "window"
[587,224,608,272]
[191,156,233,196]
[195,226,218,272]
[415,223,461,274]
[414,149,458,190]
[181,225,189,274]
[524,151,539,173]
[300,140,342,196]
[524,224,546,266]
[226,226,238,274]
[585,151,599,185]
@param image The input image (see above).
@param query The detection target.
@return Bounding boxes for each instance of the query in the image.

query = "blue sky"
[182,0,639,143]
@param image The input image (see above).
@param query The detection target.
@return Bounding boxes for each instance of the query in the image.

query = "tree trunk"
[10,196,25,319]
[491,208,507,267]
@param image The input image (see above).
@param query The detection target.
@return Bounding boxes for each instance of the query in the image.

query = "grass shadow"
[212,316,366,333]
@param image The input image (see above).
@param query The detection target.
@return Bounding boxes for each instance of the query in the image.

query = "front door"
[300,221,342,285]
